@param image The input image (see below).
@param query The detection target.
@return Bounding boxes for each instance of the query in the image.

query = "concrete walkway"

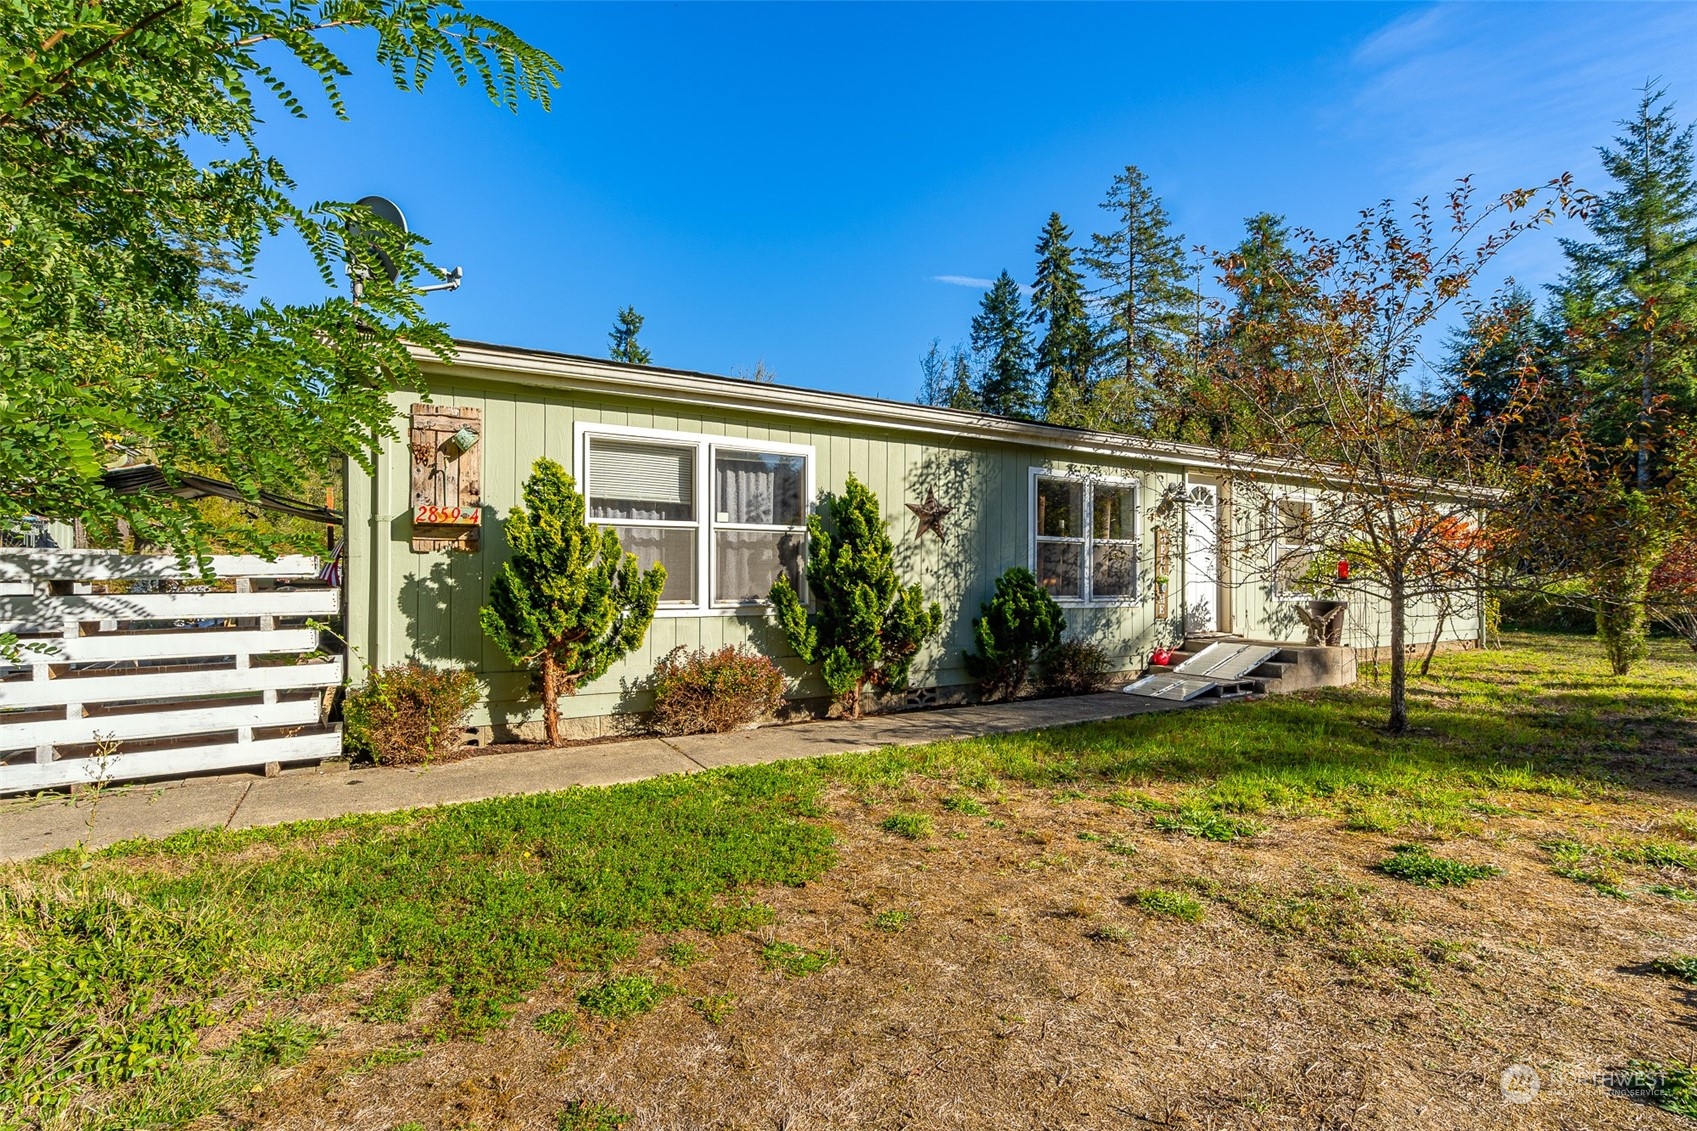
[0,692,1197,861]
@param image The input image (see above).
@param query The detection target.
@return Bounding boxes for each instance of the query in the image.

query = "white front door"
[1183,484,1219,634]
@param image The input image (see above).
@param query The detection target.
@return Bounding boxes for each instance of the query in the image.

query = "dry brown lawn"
[243,774,1697,1130]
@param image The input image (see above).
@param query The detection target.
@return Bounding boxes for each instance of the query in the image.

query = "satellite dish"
[345,193,464,300]
[350,194,408,284]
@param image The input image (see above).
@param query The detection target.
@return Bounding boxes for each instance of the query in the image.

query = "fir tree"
[1083,165,1196,434]
[945,348,978,411]
[1440,285,1548,430]
[770,475,943,718]
[918,338,978,409]
[1558,84,1697,491]
[1543,85,1697,672]
[1030,213,1095,424]
[969,270,1037,419]
[608,306,652,365]
[480,459,666,746]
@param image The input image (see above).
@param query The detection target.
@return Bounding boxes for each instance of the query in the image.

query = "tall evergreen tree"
[607,306,652,365]
[1029,213,1094,424]
[1558,84,1697,491]
[1082,165,1196,433]
[918,338,979,410]
[969,270,1037,419]
[1539,85,1697,673]
[1440,284,1548,430]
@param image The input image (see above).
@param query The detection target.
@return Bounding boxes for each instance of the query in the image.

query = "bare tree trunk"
[1387,572,1408,734]
[540,651,562,748]
[1419,596,1449,677]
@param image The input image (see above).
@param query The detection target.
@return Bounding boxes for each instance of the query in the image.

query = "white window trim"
[574,422,815,618]
[1027,467,1140,607]
[1268,492,1321,601]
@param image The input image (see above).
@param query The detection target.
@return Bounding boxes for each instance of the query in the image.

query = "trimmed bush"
[1042,638,1112,696]
[649,645,787,735]
[964,567,1066,701]
[343,661,478,765]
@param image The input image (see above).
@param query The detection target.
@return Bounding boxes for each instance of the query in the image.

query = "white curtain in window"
[715,451,803,525]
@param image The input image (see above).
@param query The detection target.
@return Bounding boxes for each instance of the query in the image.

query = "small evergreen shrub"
[481,458,665,746]
[649,645,787,735]
[964,567,1066,700]
[343,661,478,765]
[770,474,943,718]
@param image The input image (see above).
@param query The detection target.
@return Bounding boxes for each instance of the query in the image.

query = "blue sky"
[249,2,1697,400]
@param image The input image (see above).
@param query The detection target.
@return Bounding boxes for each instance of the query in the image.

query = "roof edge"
[418,339,1315,479]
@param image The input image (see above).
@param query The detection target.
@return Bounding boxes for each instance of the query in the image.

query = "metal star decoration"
[907,489,953,542]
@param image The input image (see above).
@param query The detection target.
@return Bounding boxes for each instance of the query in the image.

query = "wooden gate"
[0,550,343,794]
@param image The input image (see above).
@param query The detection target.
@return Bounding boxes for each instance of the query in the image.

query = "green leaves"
[964,566,1065,700]
[0,1,559,555]
[769,474,942,718]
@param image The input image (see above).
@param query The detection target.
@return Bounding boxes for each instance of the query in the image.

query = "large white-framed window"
[576,423,813,616]
[1029,469,1139,604]
[1269,496,1318,598]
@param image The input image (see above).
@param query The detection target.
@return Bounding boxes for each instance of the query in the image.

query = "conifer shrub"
[770,474,943,718]
[1041,638,1113,696]
[481,458,666,746]
[649,645,787,735]
[343,661,478,765]
[964,567,1066,700]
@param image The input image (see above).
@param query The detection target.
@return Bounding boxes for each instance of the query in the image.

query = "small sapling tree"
[480,458,665,746]
[770,475,943,718]
[964,567,1066,700]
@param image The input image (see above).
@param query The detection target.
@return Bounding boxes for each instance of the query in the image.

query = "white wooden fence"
[0,550,343,794]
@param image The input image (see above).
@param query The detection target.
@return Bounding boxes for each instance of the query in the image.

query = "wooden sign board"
[410,404,482,553]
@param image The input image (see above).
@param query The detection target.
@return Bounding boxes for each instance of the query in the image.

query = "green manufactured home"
[345,341,1480,739]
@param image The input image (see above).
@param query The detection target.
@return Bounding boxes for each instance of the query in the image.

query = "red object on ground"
[1151,647,1175,666]
[1337,559,1351,582]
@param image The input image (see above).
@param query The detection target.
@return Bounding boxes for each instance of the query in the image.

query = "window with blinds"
[585,436,697,605]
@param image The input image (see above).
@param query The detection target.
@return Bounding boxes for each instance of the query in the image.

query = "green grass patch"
[576,974,665,1021]
[660,941,700,968]
[1651,956,1697,984]
[1625,1060,1697,1119]
[1152,806,1264,843]
[534,1008,581,1045]
[691,993,737,1025]
[1375,844,1502,887]
[1132,888,1205,922]
[880,812,934,839]
[871,909,912,932]
[760,940,836,977]
[941,793,989,817]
